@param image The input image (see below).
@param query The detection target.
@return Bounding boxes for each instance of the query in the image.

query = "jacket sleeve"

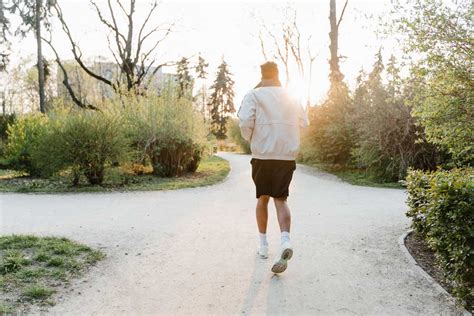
[237,90,257,142]
[298,104,309,129]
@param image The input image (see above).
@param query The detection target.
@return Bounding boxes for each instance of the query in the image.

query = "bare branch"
[42,35,99,110]
[258,32,269,60]
[54,4,114,88]
[90,1,126,43]
[137,0,159,46]
[337,0,349,28]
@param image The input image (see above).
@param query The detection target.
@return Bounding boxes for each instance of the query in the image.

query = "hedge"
[406,168,473,308]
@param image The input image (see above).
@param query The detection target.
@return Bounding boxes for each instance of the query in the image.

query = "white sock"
[259,233,268,246]
[281,231,290,244]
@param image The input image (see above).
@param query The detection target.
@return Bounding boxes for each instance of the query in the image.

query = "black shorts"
[251,158,296,199]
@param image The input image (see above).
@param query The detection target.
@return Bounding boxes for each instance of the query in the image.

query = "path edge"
[398,230,472,316]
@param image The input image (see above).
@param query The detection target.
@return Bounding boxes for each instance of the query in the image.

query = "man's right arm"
[237,91,257,142]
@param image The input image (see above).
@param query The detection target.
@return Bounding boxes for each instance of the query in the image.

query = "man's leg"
[256,195,270,258]
[271,197,293,273]
[256,195,270,233]
[274,198,291,233]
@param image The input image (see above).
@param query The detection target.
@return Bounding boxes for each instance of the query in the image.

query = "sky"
[9,0,398,107]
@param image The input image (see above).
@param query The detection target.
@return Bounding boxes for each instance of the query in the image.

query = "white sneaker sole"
[257,247,269,259]
[271,247,293,273]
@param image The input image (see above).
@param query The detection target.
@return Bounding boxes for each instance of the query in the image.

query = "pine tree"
[193,55,209,118]
[207,60,235,139]
[176,57,193,99]
[195,55,209,79]
[386,55,401,97]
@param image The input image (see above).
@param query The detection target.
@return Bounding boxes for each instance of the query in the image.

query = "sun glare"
[287,77,307,105]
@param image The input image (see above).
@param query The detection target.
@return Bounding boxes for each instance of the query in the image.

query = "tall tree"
[193,55,209,118]
[1,0,54,112]
[195,55,209,79]
[176,57,192,98]
[48,0,174,108]
[0,0,10,71]
[390,0,473,165]
[328,0,348,94]
[208,60,235,139]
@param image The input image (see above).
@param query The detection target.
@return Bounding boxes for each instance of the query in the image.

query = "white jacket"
[237,86,309,161]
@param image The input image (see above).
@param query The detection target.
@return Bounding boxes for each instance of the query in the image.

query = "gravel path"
[0,153,462,315]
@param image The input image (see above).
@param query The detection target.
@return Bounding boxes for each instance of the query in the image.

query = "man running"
[237,62,309,274]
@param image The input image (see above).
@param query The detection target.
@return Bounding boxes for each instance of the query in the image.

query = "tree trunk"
[35,0,46,113]
[328,0,345,90]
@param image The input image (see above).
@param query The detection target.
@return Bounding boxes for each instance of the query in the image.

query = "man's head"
[260,62,279,80]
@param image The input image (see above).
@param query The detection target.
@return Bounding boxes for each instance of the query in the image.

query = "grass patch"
[0,235,105,313]
[301,161,403,189]
[22,284,55,301]
[0,155,230,193]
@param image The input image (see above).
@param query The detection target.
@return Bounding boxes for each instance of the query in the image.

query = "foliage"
[208,60,235,139]
[35,107,130,185]
[0,113,15,158]
[6,106,131,184]
[195,55,209,79]
[0,113,15,140]
[0,0,54,71]
[4,113,47,176]
[176,57,193,99]
[302,83,353,165]
[0,155,229,193]
[350,53,442,181]
[390,0,473,166]
[405,168,473,307]
[124,92,208,177]
[226,118,250,154]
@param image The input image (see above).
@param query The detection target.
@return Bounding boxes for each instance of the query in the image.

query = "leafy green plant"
[406,168,473,307]
[389,0,473,166]
[124,92,208,177]
[4,114,48,176]
[32,108,131,185]
[226,118,250,154]
[303,86,354,165]
[22,284,55,301]
[0,114,16,140]
[1,249,31,274]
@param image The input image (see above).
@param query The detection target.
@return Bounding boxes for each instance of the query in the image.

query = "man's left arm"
[238,91,257,142]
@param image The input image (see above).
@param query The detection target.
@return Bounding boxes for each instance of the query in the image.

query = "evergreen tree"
[195,55,209,79]
[386,54,401,97]
[176,57,193,99]
[193,55,209,118]
[207,60,235,139]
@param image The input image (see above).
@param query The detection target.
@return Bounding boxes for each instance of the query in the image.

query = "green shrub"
[4,114,48,176]
[226,118,250,154]
[406,168,473,307]
[29,108,130,185]
[0,113,16,141]
[303,89,354,165]
[124,92,208,177]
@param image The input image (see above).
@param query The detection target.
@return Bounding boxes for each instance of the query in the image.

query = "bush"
[4,114,48,176]
[124,92,208,177]
[406,168,474,307]
[26,108,130,185]
[226,118,250,154]
[0,113,16,141]
[303,88,354,165]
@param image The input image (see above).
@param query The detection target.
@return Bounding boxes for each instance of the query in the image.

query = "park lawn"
[0,235,105,313]
[302,161,403,189]
[0,155,230,193]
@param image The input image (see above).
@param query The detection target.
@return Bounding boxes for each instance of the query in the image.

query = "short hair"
[260,62,279,80]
